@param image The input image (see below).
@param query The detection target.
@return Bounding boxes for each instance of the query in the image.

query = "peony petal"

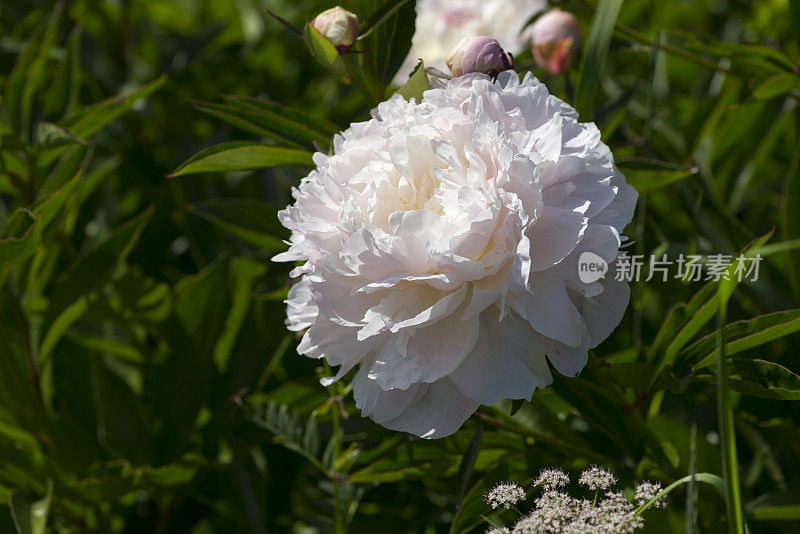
[285,278,317,332]
[355,376,479,438]
[527,205,587,272]
[368,311,480,389]
[450,308,552,405]
[521,267,590,347]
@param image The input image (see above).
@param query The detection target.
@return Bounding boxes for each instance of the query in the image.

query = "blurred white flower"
[275,71,637,438]
[395,0,547,82]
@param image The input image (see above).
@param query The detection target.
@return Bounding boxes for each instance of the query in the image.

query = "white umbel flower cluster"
[482,468,662,533]
[396,0,547,81]
[485,482,527,509]
[579,466,617,491]
[534,468,571,490]
[634,481,667,509]
[275,71,637,438]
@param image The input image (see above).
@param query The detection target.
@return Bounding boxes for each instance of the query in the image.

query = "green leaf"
[223,95,339,139]
[30,480,53,534]
[714,295,745,534]
[172,256,231,354]
[9,480,53,534]
[746,489,800,521]
[149,259,230,458]
[44,24,82,119]
[212,257,268,372]
[188,199,287,252]
[509,398,524,417]
[792,0,800,51]
[354,0,417,87]
[37,75,166,168]
[30,154,88,230]
[59,74,167,140]
[65,334,144,364]
[622,168,696,194]
[247,403,326,472]
[450,480,493,534]
[752,73,800,100]
[4,4,63,134]
[683,40,794,75]
[727,359,800,400]
[650,230,774,382]
[575,0,624,119]
[359,0,413,36]
[9,492,33,534]
[265,8,303,38]
[190,101,305,149]
[679,310,800,371]
[40,208,154,361]
[169,141,313,177]
[0,211,43,271]
[394,60,431,101]
[34,121,86,149]
[455,420,482,513]
[303,23,347,78]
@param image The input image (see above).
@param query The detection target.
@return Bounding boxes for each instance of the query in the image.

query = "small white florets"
[484,482,526,509]
[485,467,666,533]
[534,468,570,490]
[578,466,617,491]
[634,481,667,509]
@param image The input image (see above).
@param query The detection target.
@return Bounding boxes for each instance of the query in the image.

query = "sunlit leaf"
[169,141,313,177]
[393,60,430,101]
[727,359,800,400]
[34,122,86,149]
[303,23,347,78]
[575,0,624,118]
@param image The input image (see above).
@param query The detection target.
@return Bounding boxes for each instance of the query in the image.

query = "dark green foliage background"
[1,0,800,532]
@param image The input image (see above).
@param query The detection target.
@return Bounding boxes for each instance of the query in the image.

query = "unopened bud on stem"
[311,6,359,53]
[446,36,513,78]
[530,9,582,75]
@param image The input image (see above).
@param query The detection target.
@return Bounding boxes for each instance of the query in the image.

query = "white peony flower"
[275,71,637,438]
[395,0,547,82]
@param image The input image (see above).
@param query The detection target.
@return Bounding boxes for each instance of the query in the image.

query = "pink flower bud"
[530,9,582,75]
[446,36,514,77]
[311,6,359,53]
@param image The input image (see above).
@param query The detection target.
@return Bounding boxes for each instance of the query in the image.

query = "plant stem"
[332,404,345,534]
[715,299,745,534]
[324,361,346,534]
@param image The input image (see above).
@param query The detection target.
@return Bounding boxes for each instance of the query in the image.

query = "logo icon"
[577,251,608,283]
